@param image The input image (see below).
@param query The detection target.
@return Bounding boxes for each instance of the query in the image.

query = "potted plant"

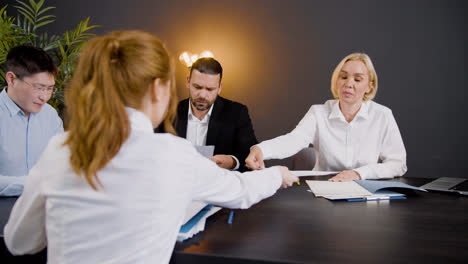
[0,0,99,116]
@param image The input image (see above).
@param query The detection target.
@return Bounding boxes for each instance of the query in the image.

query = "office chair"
[291,147,316,170]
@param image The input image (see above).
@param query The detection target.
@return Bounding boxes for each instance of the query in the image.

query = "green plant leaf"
[0,5,8,16]
[27,18,32,34]
[15,1,35,17]
[35,0,44,11]
[33,19,53,30]
[15,14,22,28]
[36,14,54,23]
[36,6,55,16]
[16,8,35,25]
[58,41,66,58]
[28,0,37,10]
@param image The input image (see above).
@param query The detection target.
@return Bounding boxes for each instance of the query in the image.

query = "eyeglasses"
[16,76,56,95]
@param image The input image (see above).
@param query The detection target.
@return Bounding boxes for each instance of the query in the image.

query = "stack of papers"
[177,146,219,241]
[306,180,426,201]
[177,201,221,241]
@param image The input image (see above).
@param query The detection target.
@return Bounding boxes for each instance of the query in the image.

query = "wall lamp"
[179,50,214,68]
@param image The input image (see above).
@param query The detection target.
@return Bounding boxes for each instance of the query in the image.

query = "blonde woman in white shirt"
[4,30,299,264]
[246,53,407,182]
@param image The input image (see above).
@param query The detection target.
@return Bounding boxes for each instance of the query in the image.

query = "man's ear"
[218,82,223,95]
[186,76,190,90]
[5,71,16,86]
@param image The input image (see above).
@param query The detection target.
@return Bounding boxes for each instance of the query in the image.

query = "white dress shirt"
[186,101,214,146]
[257,100,407,180]
[186,101,240,170]
[4,107,281,264]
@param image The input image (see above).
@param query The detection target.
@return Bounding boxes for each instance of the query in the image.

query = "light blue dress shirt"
[0,89,64,178]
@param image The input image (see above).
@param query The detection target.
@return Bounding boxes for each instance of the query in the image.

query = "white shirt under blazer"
[186,101,240,170]
[4,108,281,264]
[257,100,407,180]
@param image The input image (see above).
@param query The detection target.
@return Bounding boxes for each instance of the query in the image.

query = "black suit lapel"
[206,97,224,146]
[175,99,189,138]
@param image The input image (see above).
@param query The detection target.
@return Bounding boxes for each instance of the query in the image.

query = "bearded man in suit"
[175,57,257,172]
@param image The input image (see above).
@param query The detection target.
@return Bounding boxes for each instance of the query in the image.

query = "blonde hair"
[330,53,378,101]
[64,30,178,190]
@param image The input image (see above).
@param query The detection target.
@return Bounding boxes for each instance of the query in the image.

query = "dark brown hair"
[5,45,57,78]
[190,57,223,82]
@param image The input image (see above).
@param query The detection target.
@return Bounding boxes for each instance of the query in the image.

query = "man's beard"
[190,98,214,111]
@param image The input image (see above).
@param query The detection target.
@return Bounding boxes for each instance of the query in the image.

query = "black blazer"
[175,96,258,172]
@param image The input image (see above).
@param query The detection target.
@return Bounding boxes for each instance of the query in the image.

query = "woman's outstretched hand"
[245,146,265,170]
[275,166,299,189]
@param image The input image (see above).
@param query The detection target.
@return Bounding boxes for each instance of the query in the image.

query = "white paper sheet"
[292,171,338,177]
[305,180,372,197]
[182,201,208,224]
[177,206,221,241]
[195,145,215,158]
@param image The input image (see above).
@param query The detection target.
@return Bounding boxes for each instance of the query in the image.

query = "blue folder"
[345,180,426,202]
[179,204,213,234]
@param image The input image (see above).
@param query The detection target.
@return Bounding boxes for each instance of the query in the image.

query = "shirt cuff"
[254,143,270,160]
[353,167,370,180]
[230,155,240,171]
[271,166,283,190]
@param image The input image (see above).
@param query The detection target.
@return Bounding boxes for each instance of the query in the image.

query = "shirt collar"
[328,100,344,120]
[328,100,370,121]
[355,101,369,120]
[125,107,154,133]
[187,99,214,123]
[0,88,24,117]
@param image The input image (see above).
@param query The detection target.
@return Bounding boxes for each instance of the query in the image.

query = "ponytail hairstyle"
[64,30,178,190]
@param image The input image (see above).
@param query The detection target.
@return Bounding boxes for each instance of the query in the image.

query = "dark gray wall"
[4,0,467,178]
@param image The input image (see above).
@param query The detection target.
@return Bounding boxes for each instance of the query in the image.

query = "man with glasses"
[0,45,63,195]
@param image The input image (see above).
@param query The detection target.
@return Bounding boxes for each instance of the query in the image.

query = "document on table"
[195,145,215,158]
[292,171,338,177]
[182,201,209,224]
[178,201,221,241]
[355,180,427,193]
[306,181,372,197]
[305,180,425,201]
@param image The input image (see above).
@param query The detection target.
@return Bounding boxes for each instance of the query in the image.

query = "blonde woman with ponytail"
[4,31,298,263]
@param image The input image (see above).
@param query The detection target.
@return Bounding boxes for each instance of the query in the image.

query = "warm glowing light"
[190,54,199,64]
[200,50,214,58]
[179,50,215,68]
[179,51,192,67]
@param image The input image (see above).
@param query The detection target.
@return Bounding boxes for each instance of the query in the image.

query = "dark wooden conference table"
[1,176,467,264]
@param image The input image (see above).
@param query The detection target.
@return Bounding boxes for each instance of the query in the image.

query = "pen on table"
[228,210,234,224]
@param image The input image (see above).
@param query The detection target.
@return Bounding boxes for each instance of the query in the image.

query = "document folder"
[306,180,426,202]
[178,203,221,241]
